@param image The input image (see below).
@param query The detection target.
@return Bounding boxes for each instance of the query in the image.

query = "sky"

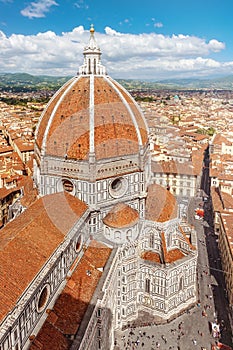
[0,0,233,80]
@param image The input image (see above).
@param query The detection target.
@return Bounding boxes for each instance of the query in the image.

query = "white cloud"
[154,22,163,28]
[74,0,89,10]
[20,0,58,19]
[105,27,123,36]
[208,39,225,52]
[0,26,230,79]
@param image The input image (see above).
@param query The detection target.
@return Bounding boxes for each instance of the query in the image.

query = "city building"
[151,159,201,197]
[0,27,198,350]
[211,187,233,311]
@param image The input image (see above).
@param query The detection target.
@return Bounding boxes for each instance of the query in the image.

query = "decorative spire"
[79,25,106,75]
[89,24,97,49]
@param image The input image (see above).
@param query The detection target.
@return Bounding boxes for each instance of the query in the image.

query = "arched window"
[114,231,121,239]
[127,229,132,239]
[149,231,154,248]
[145,278,150,293]
[179,276,184,291]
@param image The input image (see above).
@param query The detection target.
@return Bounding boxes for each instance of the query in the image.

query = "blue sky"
[0,0,233,79]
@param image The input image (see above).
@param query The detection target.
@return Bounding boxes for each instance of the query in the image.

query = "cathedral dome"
[35,27,148,163]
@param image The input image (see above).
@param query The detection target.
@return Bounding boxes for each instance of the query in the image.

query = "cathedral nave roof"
[0,192,88,323]
[29,240,112,350]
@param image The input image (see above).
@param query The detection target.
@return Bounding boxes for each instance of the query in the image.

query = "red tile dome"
[35,27,148,162]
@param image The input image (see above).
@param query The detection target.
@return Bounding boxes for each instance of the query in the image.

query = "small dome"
[103,203,139,228]
[145,184,178,222]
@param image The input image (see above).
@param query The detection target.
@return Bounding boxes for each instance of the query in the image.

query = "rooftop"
[0,192,88,323]
[145,184,177,223]
[29,240,112,350]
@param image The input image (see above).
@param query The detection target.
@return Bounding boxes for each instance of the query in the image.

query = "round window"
[75,235,83,252]
[109,177,128,198]
[62,179,74,193]
[37,285,50,313]
[111,178,122,191]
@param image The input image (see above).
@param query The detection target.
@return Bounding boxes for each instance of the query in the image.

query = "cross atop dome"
[78,25,106,75]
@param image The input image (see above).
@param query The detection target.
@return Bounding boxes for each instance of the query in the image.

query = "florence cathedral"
[0,27,198,350]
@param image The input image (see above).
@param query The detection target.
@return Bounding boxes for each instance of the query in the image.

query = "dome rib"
[110,78,149,145]
[35,75,149,161]
[41,77,81,156]
[104,76,144,147]
[35,77,76,150]
[89,74,95,155]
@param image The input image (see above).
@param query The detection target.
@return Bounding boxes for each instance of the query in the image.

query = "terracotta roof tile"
[192,146,206,175]
[161,232,185,263]
[221,213,233,256]
[103,203,139,228]
[145,184,177,222]
[0,187,20,200]
[212,134,231,146]
[36,79,76,149]
[109,79,148,145]
[179,225,196,251]
[141,251,161,264]
[0,192,88,323]
[211,187,224,212]
[18,175,38,208]
[151,160,196,176]
[211,187,233,212]
[29,321,72,350]
[29,241,112,349]
[36,76,148,161]
[221,191,233,210]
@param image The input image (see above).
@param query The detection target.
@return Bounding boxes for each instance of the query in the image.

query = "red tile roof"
[141,251,161,264]
[18,175,38,208]
[0,187,19,200]
[145,184,177,222]
[151,160,196,176]
[29,241,112,350]
[221,214,233,256]
[211,187,224,212]
[141,230,192,265]
[161,232,185,263]
[36,76,148,161]
[103,203,139,228]
[211,186,233,212]
[0,192,88,323]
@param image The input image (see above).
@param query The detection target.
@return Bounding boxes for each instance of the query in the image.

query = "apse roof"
[145,184,178,222]
[103,202,139,228]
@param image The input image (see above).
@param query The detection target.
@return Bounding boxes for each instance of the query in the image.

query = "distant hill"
[155,76,233,90]
[0,73,71,92]
[118,76,233,90]
[1,73,233,92]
